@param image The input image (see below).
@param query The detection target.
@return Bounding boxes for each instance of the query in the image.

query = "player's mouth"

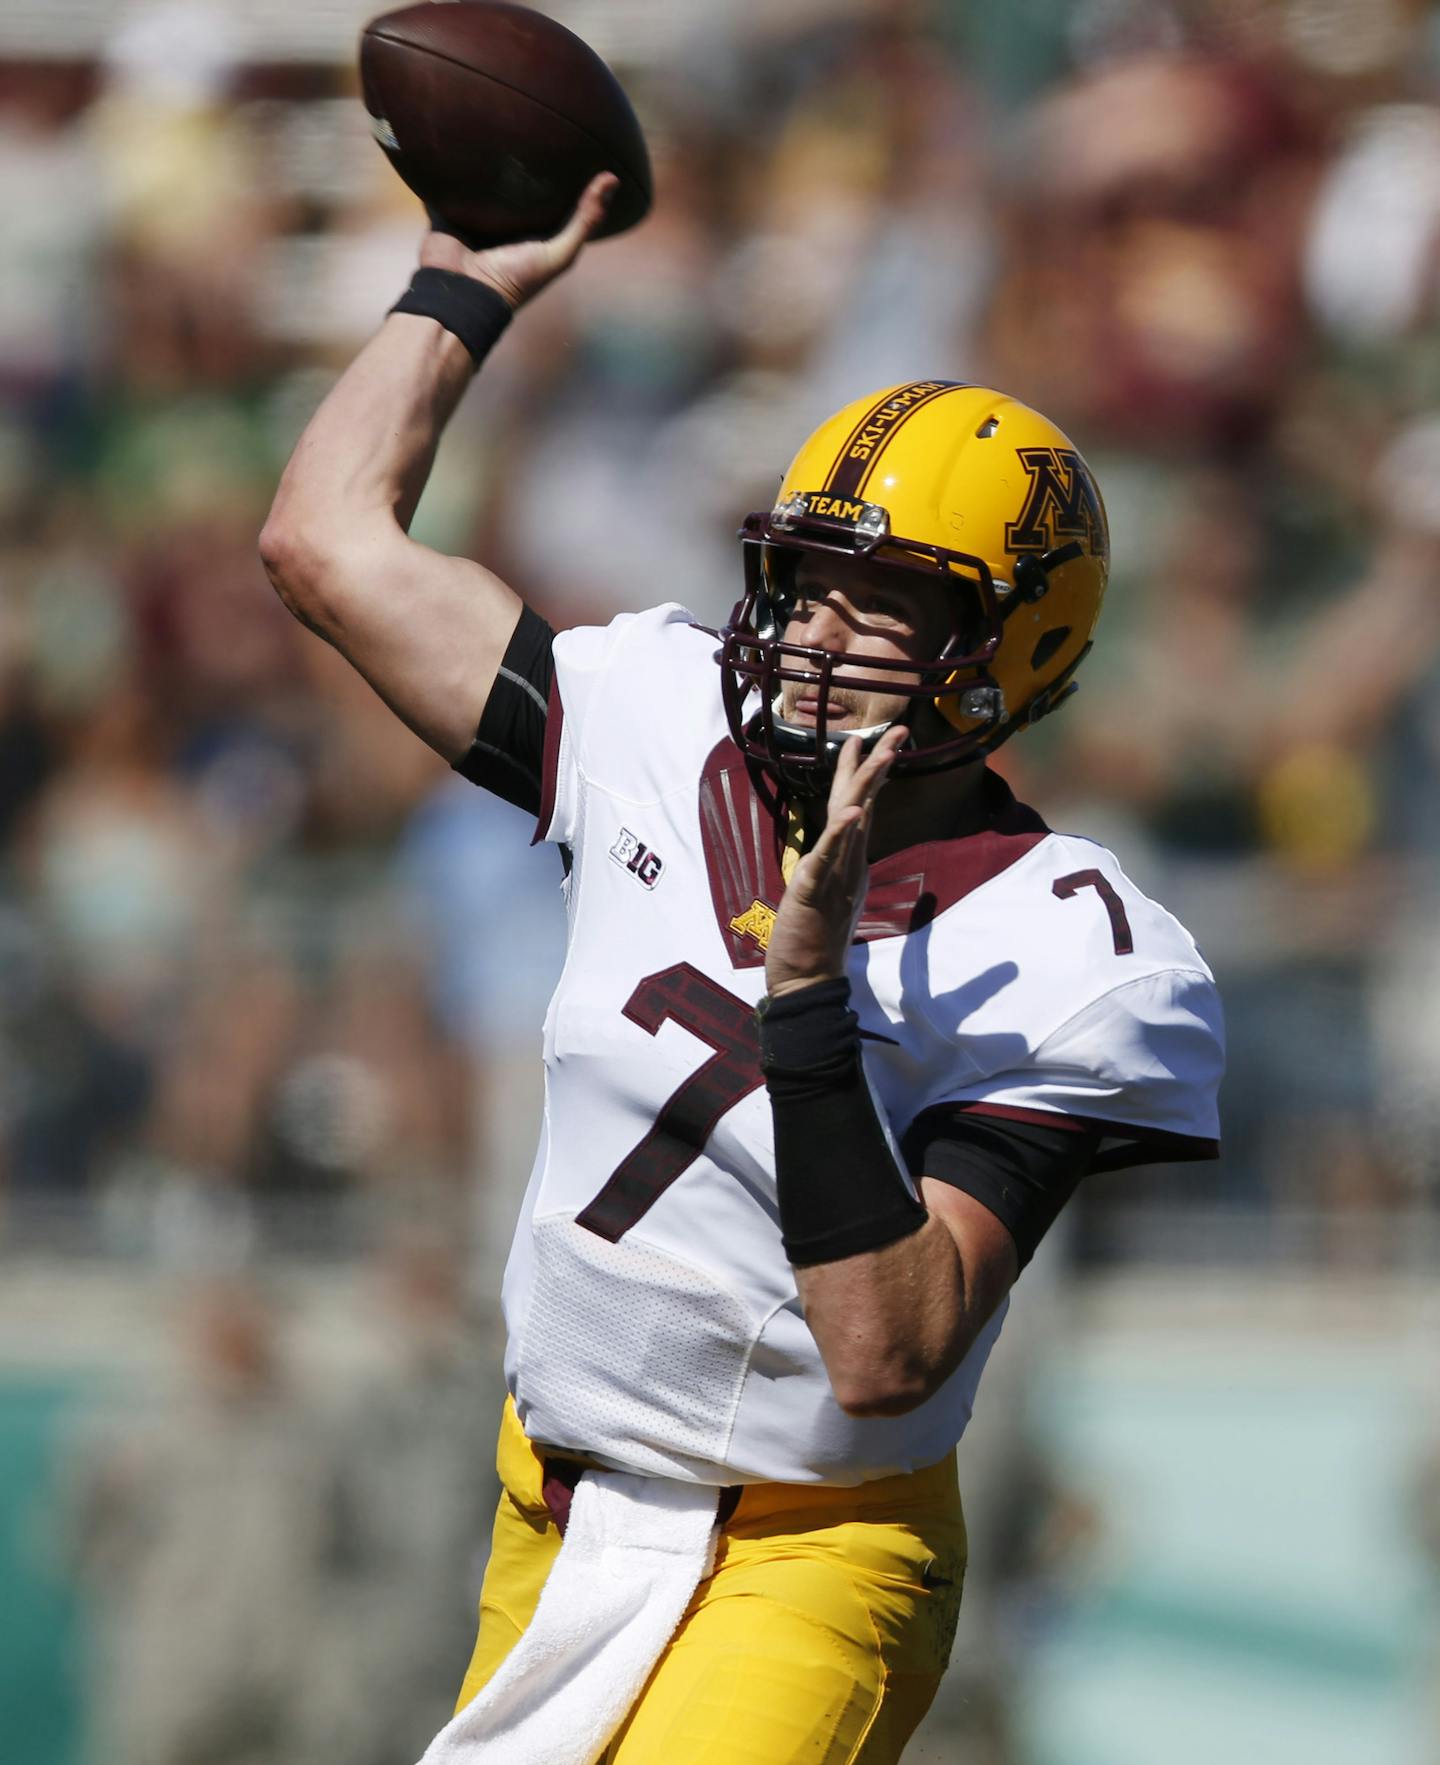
[790,693,854,727]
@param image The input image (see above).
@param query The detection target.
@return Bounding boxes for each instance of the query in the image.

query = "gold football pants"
[454,1399,967,1764]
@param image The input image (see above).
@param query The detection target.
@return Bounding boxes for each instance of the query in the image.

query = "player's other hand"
[764,726,907,999]
[419,172,618,310]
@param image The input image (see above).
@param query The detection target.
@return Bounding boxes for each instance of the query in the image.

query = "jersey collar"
[699,740,1049,969]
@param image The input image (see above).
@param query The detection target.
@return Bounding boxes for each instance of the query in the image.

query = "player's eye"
[856,591,910,626]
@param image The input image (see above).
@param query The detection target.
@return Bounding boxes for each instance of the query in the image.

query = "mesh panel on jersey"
[516,1216,763,1477]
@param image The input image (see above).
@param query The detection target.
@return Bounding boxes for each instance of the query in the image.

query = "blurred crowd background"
[2,0,1439,1762]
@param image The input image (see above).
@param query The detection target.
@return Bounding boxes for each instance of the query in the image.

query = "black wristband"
[758,978,927,1268]
[389,268,512,368]
[756,977,857,1074]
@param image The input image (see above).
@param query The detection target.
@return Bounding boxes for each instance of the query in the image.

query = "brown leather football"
[359,2,652,247]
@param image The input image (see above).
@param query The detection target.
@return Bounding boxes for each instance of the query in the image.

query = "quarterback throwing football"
[262,175,1223,1764]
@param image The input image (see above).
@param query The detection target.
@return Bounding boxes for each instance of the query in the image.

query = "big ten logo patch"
[609,828,664,889]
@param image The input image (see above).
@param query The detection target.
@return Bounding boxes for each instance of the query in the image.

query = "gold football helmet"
[718,381,1109,789]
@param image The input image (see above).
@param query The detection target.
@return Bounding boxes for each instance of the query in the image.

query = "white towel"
[417,1468,722,1765]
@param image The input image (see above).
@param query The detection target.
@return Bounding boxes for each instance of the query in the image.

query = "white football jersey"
[500,606,1223,1486]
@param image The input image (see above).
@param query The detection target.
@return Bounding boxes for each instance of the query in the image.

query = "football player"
[261,175,1223,1764]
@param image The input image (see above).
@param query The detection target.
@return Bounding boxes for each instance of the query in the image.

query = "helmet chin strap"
[767,697,901,794]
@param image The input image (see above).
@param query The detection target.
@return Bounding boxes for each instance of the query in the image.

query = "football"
[359,1,652,248]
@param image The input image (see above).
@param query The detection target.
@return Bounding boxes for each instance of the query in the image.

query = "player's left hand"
[765,725,907,998]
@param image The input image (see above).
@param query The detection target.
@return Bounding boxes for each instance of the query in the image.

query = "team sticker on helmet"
[1005,447,1106,557]
[808,495,866,522]
[609,828,664,889]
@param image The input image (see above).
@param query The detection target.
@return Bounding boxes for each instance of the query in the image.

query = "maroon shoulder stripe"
[956,1101,1220,1173]
[955,1102,1092,1134]
[823,381,967,502]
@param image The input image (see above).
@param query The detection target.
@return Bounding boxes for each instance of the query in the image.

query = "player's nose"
[789,592,849,650]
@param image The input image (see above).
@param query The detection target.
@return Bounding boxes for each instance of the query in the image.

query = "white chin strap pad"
[768,699,896,757]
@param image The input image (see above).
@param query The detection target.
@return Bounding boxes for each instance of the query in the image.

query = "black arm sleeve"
[452,605,556,813]
[899,1107,1099,1269]
[758,980,928,1268]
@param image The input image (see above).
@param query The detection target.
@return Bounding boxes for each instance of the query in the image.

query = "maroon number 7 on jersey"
[1052,868,1134,955]
[576,964,764,1242]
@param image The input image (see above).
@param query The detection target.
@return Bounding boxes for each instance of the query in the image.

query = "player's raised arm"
[755,731,1017,1414]
[258,173,616,764]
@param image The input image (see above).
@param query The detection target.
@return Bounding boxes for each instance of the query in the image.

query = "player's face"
[779,555,948,733]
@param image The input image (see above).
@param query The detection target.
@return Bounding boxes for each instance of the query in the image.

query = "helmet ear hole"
[1031,626,1071,671]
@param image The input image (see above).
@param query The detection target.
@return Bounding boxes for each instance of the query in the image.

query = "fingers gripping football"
[420,171,618,307]
[764,728,907,998]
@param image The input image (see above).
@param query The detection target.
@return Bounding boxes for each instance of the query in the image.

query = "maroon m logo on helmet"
[1004,448,1106,558]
